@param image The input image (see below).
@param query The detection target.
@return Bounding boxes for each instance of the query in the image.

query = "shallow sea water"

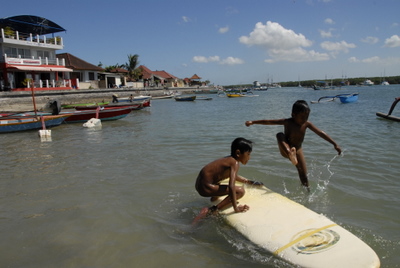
[0,85,399,267]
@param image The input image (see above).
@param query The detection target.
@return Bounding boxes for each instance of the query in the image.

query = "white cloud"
[348,57,359,63]
[219,26,229,34]
[219,57,244,65]
[321,41,356,53]
[361,36,379,44]
[182,16,190,23]
[384,35,400,47]
[239,21,329,62]
[319,29,333,38]
[192,56,220,63]
[349,56,400,65]
[362,56,380,63]
[324,18,335,25]
[192,55,243,65]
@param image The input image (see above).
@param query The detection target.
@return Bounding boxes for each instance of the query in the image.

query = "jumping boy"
[193,138,261,223]
[245,100,341,189]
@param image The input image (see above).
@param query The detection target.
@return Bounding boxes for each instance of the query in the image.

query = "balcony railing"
[1,28,64,47]
[3,54,66,66]
[27,79,73,88]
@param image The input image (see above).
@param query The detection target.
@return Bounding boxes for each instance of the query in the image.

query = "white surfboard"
[212,179,380,268]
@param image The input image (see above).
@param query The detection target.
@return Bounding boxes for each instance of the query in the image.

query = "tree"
[123,54,142,81]
[104,64,121,72]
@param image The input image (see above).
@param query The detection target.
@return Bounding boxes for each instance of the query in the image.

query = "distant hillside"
[224,76,400,88]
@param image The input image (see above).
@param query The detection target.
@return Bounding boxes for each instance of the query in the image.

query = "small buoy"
[83,118,102,128]
[38,129,52,142]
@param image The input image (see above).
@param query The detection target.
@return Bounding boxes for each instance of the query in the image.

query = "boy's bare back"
[196,156,236,186]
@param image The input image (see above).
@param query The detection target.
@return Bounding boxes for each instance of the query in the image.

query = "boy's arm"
[229,161,240,212]
[308,122,342,155]
[236,175,263,186]
[245,119,285,126]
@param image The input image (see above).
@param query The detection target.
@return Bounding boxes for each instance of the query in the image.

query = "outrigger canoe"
[376,97,400,122]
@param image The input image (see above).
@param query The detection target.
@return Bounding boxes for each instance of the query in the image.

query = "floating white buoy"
[83,118,102,128]
[38,116,52,142]
[38,129,52,142]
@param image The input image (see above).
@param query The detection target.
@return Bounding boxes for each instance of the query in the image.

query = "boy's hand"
[236,204,249,213]
[334,145,342,155]
[247,180,263,186]
[245,121,252,127]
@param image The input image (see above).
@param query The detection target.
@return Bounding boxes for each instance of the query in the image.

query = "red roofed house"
[138,65,183,88]
[56,53,104,89]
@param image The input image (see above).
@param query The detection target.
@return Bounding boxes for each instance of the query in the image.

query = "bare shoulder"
[203,156,235,170]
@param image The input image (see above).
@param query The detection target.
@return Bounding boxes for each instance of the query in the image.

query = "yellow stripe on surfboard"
[273,224,338,255]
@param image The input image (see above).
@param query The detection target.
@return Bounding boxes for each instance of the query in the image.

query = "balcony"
[1,27,64,50]
[3,54,66,67]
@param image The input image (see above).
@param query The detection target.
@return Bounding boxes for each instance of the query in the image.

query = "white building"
[0,15,75,91]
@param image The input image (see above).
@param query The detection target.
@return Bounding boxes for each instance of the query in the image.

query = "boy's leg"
[192,185,245,225]
[276,132,298,165]
[295,148,309,189]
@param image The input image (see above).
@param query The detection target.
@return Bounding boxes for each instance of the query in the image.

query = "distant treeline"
[224,76,400,89]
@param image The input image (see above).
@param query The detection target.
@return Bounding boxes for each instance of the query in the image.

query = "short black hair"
[292,100,310,114]
[231,137,253,156]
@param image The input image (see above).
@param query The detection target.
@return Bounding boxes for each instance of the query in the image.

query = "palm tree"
[123,54,142,81]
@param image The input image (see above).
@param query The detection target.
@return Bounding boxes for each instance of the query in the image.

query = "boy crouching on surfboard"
[245,100,341,190]
[193,137,262,223]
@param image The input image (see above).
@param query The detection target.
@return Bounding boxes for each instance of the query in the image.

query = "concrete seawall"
[0,87,211,112]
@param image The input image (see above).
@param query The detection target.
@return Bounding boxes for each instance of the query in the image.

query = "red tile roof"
[110,68,128,73]
[190,74,201,79]
[138,65,177,80]
[56,53,104,71]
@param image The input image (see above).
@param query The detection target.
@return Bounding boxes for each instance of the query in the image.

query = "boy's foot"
[192,207,209,225]
[288,147,298,165]
[191,206,218,225]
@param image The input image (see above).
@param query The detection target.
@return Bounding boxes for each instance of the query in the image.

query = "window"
[4,47,17,58]
[18,48,31,58]
[88,72,95,80]
[37,50,50,59]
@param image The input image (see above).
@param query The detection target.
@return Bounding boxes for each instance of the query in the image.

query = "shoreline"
[0,87,213,112]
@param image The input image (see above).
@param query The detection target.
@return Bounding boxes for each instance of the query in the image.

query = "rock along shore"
[0,87,211,112]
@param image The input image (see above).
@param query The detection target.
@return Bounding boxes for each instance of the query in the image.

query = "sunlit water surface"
[0,85,399,267]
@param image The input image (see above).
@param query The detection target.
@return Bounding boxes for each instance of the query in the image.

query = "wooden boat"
[118,95,151,103]
[61,102,109,109]
[175,95,196,101]
[74,103,144,111]
[0,114,69,133]
[311,93,358,104]
[338,93,358,103]
[226,93,246,97]
[311,96,337,104]
[376,97,400,122]
[196,96,213,100]
[64,107,132,123]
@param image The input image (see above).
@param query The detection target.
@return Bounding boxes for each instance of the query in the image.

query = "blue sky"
[2,0,400,85]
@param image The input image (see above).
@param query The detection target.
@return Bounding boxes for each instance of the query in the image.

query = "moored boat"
[64,107,133,123]
[0,114,70,133]
[74,103,144,111]
[61,102,109,109]
[363,79,374,86]
[226,93,246,97]
[175,95,196,101]
[118,95,151,103]
[376,97,400,122]
[338,93,359,103]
